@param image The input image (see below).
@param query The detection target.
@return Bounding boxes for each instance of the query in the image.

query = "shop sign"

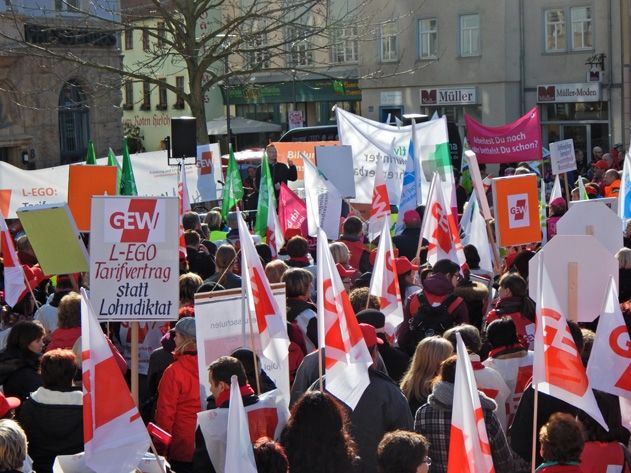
[537,83,601,103]
[380,91,402,106]
[420,86,477,106]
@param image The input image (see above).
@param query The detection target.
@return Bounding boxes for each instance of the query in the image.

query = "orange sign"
[272,141,338,180]
[0,189,11,218]
[492,174,540,247]
[68,165,118,232]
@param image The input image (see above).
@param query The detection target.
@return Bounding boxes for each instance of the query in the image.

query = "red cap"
[549,197,567,208]
[336,263,355,279]
[0,392,21,417]
[593,160,609,169]
[403,210,421,226]
[359,323,384,349]
[394,257,419,275]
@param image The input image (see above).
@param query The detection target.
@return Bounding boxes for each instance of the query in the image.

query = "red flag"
[368,157,391,241]
[278,183,308,237]
[0,215,27,307]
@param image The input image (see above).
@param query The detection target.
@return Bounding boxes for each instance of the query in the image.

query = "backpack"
[408,292,462,342]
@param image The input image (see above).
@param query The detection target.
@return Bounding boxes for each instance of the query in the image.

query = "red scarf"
[488,343,525,359]
[216,383,255,407]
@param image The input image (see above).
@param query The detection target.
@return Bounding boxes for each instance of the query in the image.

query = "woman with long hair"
[207,244,241,289]
[399,336,453,415]
[280,391,358,473]
[0,321,45,400]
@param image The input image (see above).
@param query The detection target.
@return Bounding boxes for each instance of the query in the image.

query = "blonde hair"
[329,242,350,265]
[400,336,454,402]
[57,292,81,329]
[215,245,237,270]
[616,248,631,270]
[179,272,203,306]
[265,260,289,284]
[204,211,223,231]
[0,419,27,470]
[282,268,313,297]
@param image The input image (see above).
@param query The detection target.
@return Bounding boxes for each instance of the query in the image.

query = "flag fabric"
[539,180,548,245]
[461,194,494,276]
[431,111,439,120]
[278,183,308,237]
[369,219,404,335]
[81,288,150,473]
[586,277,631,400]
[447,332,496,473]
[303,156,342,240]
[618,149,631,230]
[548,174,562,205]
[482,174,493,194]
[316,227,372,410]
[577,177,589,201]
[459,145,473,195]
[224,376,258,473]
[0,215,27,307]
[255,154,275,238]
[533,252,607,429]
[86,140,97,165]
[394,133,417,235]
[367,157,391,241]
[120,139,138,196]
[221,144,244,221]
[266,191,285,259]
[107,148,121,193]
[421,173,467,270]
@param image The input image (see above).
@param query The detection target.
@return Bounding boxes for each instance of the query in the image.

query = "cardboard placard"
[272,141,339,182]
[492,174,541,247]
[68,164,118,232]
[549,139,577,175]
[569,197,618,213]
[315,145,356,198]
[464,150,492,220]
[556,201,623,255]
[16,203,89,274]
[89,196,179,321]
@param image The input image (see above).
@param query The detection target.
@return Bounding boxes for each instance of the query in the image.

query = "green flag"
[221,144,244,220]
[120,138,137,196]
[255,153,275,237]
[85,140,96,165]
[107,147,122,194]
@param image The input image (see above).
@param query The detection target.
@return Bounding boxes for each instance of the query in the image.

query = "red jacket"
[536,464,583,473]
[338,237,370,273]
[580,441,631,473]
[155,352,200,462]
[45,327,81,352]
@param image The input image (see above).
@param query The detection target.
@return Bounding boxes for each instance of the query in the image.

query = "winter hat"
[403,210,421,227]
[356,309,386,329]
[0,392,20,417]
[174,317,196,340]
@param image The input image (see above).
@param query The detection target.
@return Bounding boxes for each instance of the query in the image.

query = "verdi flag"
[107,148,121,193]
[86,140,97,165]
[578,177,589,201]
[120,139,137,196]
[255,153,275,237]
[221,144,244,220]
[394,133,417,235]
[618,149,631,230]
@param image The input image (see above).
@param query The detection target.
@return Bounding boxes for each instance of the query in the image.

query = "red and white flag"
[533,253,607,429]
[369,219,403,335]
[224,376,257,473]
[316,226,372,410]
[367,157,391,241]
[0,215,26,307]
[422,173,467,270]
[266,191,285,259]
[177,164,191,253]
[81,288,150,473]
[278,183,308,237]
[586,277,631,400]
[447,332,495,473]
[237,211,290,400]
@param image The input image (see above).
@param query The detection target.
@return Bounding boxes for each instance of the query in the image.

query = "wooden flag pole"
[245,305,262,394]
[485,219,502,275]
[567,262,579,323]
[530,385,540,473]
[318,348,324,393]
[562,172,571,203]
[131,321,139,406]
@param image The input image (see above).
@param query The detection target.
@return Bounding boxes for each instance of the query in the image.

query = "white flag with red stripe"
[533,252,607,429]
[447,332,495,473]
[422,173,467,270]
[81,288,150,473]
[237,211,290,401]
[177,164,191,253]
[0,215,26,307]
[316,227,372,410]
[367,157,391,241]
[224,376,257,473]
[266,191,285,259]
[586,277,631,400]
[369,219,403,335]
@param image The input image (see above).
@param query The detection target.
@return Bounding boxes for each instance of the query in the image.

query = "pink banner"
[278,183,308,237]
[465,107,542,164]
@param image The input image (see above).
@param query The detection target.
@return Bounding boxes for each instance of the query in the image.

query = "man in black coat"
[255,145,298,198]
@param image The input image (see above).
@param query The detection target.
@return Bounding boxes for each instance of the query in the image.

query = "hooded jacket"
[0,349,42,401]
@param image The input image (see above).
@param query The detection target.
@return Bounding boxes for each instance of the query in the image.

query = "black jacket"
[0,349,42,401]
[392,228,428,263]
[186,247,215,280]
[255,162,298,190]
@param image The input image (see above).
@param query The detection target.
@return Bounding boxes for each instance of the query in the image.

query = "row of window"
[124,22,167,51]
[123,76,185,111]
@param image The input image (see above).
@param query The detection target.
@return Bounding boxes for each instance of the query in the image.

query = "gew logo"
[104,198,166,243]
[507,194,529,229]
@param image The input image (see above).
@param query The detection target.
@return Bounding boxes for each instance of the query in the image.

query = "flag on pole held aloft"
[266,191,285,259]
[578,177,589,201]
[255,154,275,237]
[539,180,548,245]
[86,140,97,165]
[81,288,150,473]
[447,332,496,473]
[369,219,403,335]
[618,149,631,230]
[120,139,138,196]
[0,215,26,307]
[278,183,308,237]
[548,174,562,205]
[367,157,391,241]
[316,227,372,409]
[107,148,121,193]
[224,376,258,473]
[394,131,417,235]
[461,193,494,276]
[533,252,607,429]
[303,155,342,240]
[221,144,244,221]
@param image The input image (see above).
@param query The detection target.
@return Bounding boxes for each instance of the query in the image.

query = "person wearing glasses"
[377,430,431,473]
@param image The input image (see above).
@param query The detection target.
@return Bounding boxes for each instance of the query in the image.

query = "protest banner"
[272,141,339,182]
[492,174,541,247]
[315,145,356,198]
[67,164,118,232]
[549,139,577,175]
[465,107,542,164]
[194,285,290,406]
[556,200,623,255]
[569,196,618,213]
[16,203,89,274]
[89,196,179,321]
[529,235,617,323]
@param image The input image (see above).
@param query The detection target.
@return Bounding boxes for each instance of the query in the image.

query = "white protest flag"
[618,149,631,230]
[461,194,494,276]
[586,277,631,399]
[0,215,26,307]
[577,177,589,201]
[367,156,391,241]
[421,173,467,270]
[224,376,258,473]
[447,332,495,473]
[81,288,151,473]
[237,211,290,398]
[621,397,631,432]
[533,253,608,429]
[539,180,548,245]
[548,174,562,205]
[369,219,404,335]
[431,110,439,120]
[177,164,191,253]
[303,154,342,240]
[266,191,284,259]
[317,227,372,409]
[394,127,417,235]
[459,193,476,238]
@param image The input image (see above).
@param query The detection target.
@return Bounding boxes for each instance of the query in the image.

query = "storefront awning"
[206,116,282,135]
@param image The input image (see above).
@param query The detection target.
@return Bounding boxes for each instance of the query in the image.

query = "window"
[460,14,480,56]
[418,18,437,59]
[124,28,133,50]
[287,27,313,66]
[123,81,133,110]
[157,79,167,110]
[141,81,151,110]
[380,21,398,62]
[157,22,166,48]
[59,80,89,164]
[330,26,358,64]
[571,7,592,50]
[142,29,150,51]
[545,9,566,52]
[174,76,185,109]
[245,23,270,70]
